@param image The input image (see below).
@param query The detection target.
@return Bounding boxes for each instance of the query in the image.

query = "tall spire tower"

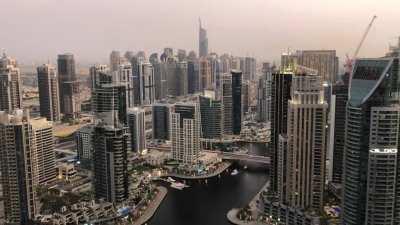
[199,18,208,58]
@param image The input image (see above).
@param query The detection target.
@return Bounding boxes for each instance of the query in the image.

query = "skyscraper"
[31,117,56,185]
[170,103,201,165]
[342,57,400,225]
[152,103,170,141]
[127,107,146,153]
[0,110,38,224]
[199,19,208,58]
[93,112,130,203]
[91,65,132,125]
[269,70,292,193]
[76,124,94,169]
[257,70,272,123]
[188,59,200,94]
[365,148,398,225]
[281,50,339,83]
[110,50,122,72]
[37,63,61,121]
[242,81,250,114]
[58,53,80,119]
[330,74,349,184]
[150,54,163,100]
[177,61,189,96]
[231,70,242,135]
[199,93,223,139]
[221,74,233,135]
[140,62,155,105]
[285,72,328,211]
[199,58,212,91]
[243,57,256,81]
[0,53,22,112]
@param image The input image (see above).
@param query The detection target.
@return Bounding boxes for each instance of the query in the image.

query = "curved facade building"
[342,57,400,225]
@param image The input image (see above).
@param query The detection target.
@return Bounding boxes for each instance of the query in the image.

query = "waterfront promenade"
[227,181,270,225]
[132,186,167,225]
[162,161,232,180]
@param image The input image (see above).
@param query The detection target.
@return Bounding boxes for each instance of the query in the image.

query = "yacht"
[170,182,188,190]
[231,169,239,176]
[167,177,176,182]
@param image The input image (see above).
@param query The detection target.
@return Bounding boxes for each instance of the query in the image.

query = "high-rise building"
[110,50,122,72]
[93,112,130,203]
[92,84,130,125]
[152,103,170,141]
[199,19,208,58]
[342,57,400,225]
[0,53,22,112]
[170,103,201,164]
[140,62,155,105]
[58,54,80,119]
[365,148,398,225]
[285,72,328,211]
[127,107,146,153]
[276,134,288,201]
[89,64,108,90]
[177,61,188,96]
[242,81,249,114]
[231,70,242,135]
[199,93,223,139]
[188,60,200,94]
[76,124,94,169]
[210,54,223,98]
[221,74,233,135]
[37,64,61,121]
[281,50,338,83]
[330,75,349,184]
[257,70,272,123]
[150,54,163,100]
[0,110,38,224]
[177,49,187,62]
[199,58,212,91]
[91,65,133,125]
[163,48,174,58]
[31,117,56,185]
[269,71,292,193]
[165,58,179,97]
[243,57,256,81]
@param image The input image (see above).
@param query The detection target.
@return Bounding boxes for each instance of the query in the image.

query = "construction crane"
[345,15,377,74]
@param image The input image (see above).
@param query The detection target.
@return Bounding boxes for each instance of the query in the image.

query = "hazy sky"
[1,0,400,65]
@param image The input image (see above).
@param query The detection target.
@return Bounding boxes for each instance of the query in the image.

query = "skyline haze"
[1,0,399,65]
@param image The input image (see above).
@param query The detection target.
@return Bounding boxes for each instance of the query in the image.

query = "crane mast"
[345,15,377,73]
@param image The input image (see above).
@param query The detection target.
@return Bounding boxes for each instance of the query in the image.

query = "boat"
[170,182,188,190]
[167,177,176,182]
[231,169,239,176]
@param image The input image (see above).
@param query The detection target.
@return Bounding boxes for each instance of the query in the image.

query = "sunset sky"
[1,0,399,65]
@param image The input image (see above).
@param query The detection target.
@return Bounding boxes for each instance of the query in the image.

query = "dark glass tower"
[93,115,130,203]
[199,95,223,139]
[231,70,242,135]
[57,53,79,119]
[342,57,400,225]
[152,103,170,140]
[199,19,208,58]
[331,73,349,184]
[269,71,292,193]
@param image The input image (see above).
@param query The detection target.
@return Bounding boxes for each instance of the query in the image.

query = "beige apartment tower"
[285,71,328,211]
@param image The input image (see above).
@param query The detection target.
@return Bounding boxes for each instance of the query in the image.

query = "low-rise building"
[145,150,169,166]
[57,163,77,181]
[35,200,116,225]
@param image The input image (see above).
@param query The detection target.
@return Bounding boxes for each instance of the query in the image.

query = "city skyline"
[2,0,400,64]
